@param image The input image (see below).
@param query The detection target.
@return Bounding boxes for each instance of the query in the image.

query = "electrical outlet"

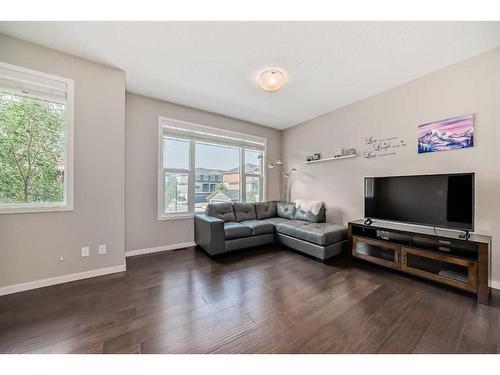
[81,246,90,258]
[98,244,106,255]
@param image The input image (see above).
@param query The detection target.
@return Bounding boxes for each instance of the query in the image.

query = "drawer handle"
[438,246,451,252]
[438,240,451,245]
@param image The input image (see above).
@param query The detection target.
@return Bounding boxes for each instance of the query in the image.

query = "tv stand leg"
[478,289,490,305]
[477,242,490,305]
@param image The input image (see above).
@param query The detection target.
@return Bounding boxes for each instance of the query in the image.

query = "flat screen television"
[364,173,474,231]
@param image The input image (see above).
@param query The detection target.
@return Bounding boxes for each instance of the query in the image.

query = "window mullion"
[188,139,196,213]
[261,150,266,202]
[240,148,245,203]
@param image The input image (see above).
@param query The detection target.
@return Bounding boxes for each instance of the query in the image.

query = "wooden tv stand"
[348,220,491,305]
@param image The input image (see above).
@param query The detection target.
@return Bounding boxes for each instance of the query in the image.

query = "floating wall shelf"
[304,154,357,164]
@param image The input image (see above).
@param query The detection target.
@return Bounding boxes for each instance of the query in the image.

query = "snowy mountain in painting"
[418,115,474,153]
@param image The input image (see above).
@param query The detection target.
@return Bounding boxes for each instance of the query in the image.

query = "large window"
[0,62,74,214]
[158,118,265,219]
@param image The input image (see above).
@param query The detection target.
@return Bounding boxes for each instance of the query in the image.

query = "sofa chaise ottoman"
[194,201,348,261]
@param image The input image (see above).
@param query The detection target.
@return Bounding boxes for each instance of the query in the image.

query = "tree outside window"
[0,93,65,205]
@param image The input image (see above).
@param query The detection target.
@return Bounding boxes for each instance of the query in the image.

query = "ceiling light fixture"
[258,69,286,92]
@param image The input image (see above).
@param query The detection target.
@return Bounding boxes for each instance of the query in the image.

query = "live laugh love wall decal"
[363,136,407,159]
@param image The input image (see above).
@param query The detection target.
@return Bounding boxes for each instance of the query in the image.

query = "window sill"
[157,213,195,221]
[0,203,73,215]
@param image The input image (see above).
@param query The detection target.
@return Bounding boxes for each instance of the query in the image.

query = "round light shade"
[258,69,286,92]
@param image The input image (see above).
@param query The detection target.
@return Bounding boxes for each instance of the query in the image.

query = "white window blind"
[162,121,265,151]
[0,63,69,101]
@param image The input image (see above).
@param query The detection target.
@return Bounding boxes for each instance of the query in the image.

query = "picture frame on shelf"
[345,148,356,156]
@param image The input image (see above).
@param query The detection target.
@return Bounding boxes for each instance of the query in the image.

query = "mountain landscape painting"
[418,114,474,154]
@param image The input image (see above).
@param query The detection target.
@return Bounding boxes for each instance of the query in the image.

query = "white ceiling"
[1,22,500,130]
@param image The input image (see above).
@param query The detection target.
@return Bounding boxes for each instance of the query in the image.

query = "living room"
[1,1,500,373]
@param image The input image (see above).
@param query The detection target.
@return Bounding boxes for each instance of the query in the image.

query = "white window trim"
[0,61,74,215]
[157,117,267,221]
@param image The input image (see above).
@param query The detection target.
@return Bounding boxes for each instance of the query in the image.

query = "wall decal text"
[363,136,407,159]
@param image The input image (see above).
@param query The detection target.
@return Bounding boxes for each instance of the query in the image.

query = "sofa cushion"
[255,201,277,220]
[294,205,326,223]
[277,201,296,220]
[224,222,252,240]
[233,203,257,222]
[206,203,236,222]
[260,217,289,226]
[240,220,275,235]
[275,220,309,233]
[277,222,347,246]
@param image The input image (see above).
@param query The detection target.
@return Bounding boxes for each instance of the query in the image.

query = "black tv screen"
[364,173,474,231]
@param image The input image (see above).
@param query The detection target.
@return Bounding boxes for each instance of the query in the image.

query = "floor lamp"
[257,155,297,201]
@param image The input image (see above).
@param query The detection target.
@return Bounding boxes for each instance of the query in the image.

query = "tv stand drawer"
[352,236,401,270]
[401,247,478,292]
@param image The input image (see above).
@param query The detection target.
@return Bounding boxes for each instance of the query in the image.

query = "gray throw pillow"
[255,201,277,220]
[277,201,296,220]
[205,203,236,222]
[233,203,257,222]
[294,205,326,223]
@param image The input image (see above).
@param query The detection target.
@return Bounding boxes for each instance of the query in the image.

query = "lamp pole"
[257,155,297,201]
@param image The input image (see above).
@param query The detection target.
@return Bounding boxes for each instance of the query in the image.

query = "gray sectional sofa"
[194,201,348,261]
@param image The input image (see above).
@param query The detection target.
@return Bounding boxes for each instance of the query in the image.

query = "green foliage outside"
[164,173,188,213]
[214,183,225,191]
[0,93,65,204]
[164,175,178,208]
[246,187,259,203]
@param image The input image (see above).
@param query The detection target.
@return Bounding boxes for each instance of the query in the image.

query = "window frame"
[0,61,74,214]
[243,148,264,204]
[159,135,195,220]
[157,117,267,221]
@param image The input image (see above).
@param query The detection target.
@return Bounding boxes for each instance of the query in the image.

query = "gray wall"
[126,93,283,252]
[0,34,126,288]
[283,47,500,287]
[3,32,497,292]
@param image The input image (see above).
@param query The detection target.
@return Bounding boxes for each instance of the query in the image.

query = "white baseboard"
[125,241,196,258]
[0,264,126,297]
[491,280,500,291]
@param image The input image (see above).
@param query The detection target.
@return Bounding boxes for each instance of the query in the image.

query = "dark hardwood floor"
[0,245,499,354]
